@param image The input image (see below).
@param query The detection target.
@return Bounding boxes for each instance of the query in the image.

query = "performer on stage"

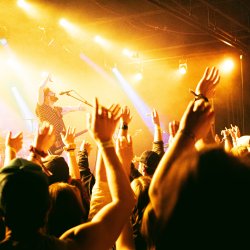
[35,74,85,155]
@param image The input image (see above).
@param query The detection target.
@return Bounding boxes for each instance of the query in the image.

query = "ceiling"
[2,0,250,62]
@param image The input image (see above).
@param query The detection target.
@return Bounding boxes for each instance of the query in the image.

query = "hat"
[139,150,160,176]
[42,155,69,184]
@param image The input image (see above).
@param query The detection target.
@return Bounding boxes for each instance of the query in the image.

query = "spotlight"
[17,0,29,9]
[59,18,69,27]
[0,38,8,47]
[122,48,134,58]
[134,72,143,81]
[17,0,38,17]
[221,59,234,73]
[179,63,187,75]
[94,35,110,48]
[59,18,80,37]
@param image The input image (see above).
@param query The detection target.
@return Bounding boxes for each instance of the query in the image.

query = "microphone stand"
[65,91,93,108]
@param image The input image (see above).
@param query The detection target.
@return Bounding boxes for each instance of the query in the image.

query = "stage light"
[17,0,39,17]
[179,63,187,75]
[94,35,110,49]
[17,0,30,9]
[59,18,68,27]
[0,38,8,47]
[122,48,134,58]
[59,18,80,37]
[221,59,234,73]
[134,72,143,81]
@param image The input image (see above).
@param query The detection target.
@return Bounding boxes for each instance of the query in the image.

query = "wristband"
[29,146,48,157]
[98,140,114,149]
[190,90,209,102]
[63,143,76,152]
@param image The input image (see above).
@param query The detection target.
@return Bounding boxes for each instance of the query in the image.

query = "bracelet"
[63,143,76,151]
[179,129,196,142]
[98,140,114,149]
[29,146,48,158]
[120,124,128,130]
[29,152,52,176]
[6,146,17,154]
[190,90,209,102]
[155,125,161,130]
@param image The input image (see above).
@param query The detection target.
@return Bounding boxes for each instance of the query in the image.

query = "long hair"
[47,182,87,237]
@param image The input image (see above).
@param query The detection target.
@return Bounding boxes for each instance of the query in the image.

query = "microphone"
[59,90,73,95]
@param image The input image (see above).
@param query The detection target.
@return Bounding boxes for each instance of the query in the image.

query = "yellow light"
[59,18,80,37]
[94,35,110,48]
[17,0,30,9]
[221,59,234,73]
[134,72,143,81]
[179,64,187,75]
[59,18,69,28]
[94,35,102,43]
[17,0,39,17]
[122,48,134,58]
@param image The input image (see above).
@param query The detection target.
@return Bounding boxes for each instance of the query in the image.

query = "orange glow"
[221,59,234,73]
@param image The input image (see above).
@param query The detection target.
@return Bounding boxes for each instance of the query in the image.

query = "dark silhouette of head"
[0,158,50,238]
[47,182,87,237]
[138,151,161,176]
[142,147,250,249]
[42,155,70,184]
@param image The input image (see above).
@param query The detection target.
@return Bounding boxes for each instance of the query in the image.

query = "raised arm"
[61,126,80,180]
[117,106,132,138]
[168,120,179,147]
[149,99,215,222]
[221,127,233,153]
[4,131,23,166]
[61,104,86,115]
[60,98,135,250]
[37,73,52,105]
[194,66,220,99]
[115,135,135,250]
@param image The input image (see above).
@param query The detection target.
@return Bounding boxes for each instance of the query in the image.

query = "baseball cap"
[139,150,160,176]
[42,155,69,184]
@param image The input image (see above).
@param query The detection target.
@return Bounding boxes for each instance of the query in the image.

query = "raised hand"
[229,124,241,142]
[120,106,132,125]
[151,108,160,126]
[168,120,180,145]
[116,135,133,176]
[221,127,230,139]
[80,140,93,154]
[195,67,220,98]
[88,98,121,142]
[5,131,23,154]
[33,122,55,153]
[61,126,76,146]
[179,99,215,142]
[214,134,221,144]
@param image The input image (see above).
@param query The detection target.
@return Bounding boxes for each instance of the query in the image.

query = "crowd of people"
[0,66,250,249]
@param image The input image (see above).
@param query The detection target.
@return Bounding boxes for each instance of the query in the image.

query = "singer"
[35,74,85,155]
